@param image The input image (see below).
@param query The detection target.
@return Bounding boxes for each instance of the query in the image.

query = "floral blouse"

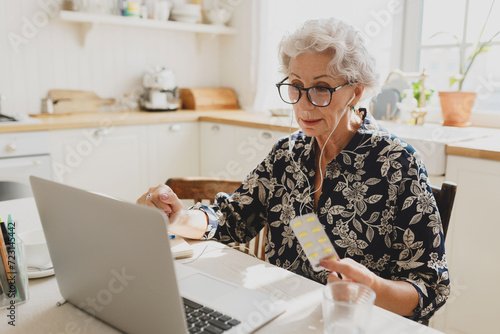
[191,114,450,323]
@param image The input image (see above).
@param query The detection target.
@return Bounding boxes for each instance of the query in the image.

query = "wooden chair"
[430,181,457,241]
[166,177,268,261]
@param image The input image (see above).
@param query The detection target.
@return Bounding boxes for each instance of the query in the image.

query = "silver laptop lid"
[30,176,188,334]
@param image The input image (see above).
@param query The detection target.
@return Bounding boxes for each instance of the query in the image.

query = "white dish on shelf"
[171,14,201,23]
[171,4,201,16]
[205,8,232,26]
[28,267,55,279]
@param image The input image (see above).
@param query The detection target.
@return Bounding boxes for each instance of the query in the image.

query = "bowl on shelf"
[171,4,202,23]
[204,7,232,26]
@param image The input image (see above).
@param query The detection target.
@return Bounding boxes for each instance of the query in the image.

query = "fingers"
[327,272,342,284]
[137,184,183,216]
[320,257,375,288]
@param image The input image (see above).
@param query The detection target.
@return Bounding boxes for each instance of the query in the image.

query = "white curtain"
[248,0,402,113]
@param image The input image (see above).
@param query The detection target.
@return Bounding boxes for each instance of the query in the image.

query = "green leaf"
[428,31,460,46]
[478,45,491,54]
[449,76,463,87]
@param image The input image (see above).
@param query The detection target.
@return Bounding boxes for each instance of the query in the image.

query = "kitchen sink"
[376,120,492,175]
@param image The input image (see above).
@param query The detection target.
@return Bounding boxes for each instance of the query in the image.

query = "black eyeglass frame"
[276,77,349,107]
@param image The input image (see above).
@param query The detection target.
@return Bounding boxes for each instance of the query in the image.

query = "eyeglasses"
[276,77,349,107]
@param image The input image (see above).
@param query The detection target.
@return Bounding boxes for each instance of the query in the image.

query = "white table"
[0,198,443,333]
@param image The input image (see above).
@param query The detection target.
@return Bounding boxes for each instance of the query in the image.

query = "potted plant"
[434,0,499,127]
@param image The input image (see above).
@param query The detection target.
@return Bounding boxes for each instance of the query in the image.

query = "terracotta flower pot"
[438,91,477,127]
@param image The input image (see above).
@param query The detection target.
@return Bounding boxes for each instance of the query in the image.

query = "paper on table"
[170,236,194,259]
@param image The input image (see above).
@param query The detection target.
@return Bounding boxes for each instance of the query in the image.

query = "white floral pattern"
[193,114,450,323]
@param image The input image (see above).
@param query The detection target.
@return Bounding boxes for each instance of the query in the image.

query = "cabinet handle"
[261,131,272,139]
[5,143,17,152]
[0,160,41,168]
[169,124,181,132]
[93,129,110,138]
[211,125,220,132]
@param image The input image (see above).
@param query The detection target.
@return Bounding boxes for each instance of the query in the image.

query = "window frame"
[401,0,500,128]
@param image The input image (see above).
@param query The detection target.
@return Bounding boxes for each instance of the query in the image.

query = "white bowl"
[205,8,232,25]
[171,4,201,16]
[171,14,201,23]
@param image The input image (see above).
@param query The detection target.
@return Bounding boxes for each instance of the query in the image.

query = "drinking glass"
[322,281,376,334]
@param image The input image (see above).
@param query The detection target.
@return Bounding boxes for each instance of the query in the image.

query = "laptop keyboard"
[183,297,241,334]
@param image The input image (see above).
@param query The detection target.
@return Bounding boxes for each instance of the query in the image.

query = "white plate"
[171,16,201,24]
[28,267,55,279]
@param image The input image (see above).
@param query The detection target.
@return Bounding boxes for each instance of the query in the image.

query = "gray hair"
[278,18,381,101]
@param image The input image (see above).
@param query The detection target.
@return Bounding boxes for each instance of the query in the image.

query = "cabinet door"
[50,125,148,202]
[199,122,288,181]
[199,122,237,180]
[233,127,288,180]
[147,122,199,186]
[431,155,500,334]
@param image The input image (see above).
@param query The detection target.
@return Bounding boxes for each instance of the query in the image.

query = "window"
[251,0,403,112]
[416,0,500,119]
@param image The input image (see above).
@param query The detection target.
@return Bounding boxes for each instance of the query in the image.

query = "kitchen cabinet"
[147,122,199,185]
[199,122,237,179]
[199,122,288,181]
[430,155,500,334]
[233,126,288,179]
[49,121,199,203]
[50,125,149,202]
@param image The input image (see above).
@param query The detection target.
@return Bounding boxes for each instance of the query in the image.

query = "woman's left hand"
[319,257,381,292]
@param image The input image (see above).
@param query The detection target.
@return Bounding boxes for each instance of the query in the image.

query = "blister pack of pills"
[290,212,339,271]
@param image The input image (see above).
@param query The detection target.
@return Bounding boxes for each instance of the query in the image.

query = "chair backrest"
[166,177,242,204]
[430,181,457,241]
[165,177,268,261]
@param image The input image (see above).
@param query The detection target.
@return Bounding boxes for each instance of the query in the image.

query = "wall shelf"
[58,10,237,45]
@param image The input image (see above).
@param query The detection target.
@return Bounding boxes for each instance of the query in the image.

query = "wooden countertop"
[1,109,500,161]
[446,133,500,162]
[0,109,297,134]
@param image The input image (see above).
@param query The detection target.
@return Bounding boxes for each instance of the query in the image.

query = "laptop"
[29,176,285,334]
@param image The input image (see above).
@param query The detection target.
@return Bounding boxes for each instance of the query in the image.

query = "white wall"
[220,0,404,112]
[0,0,403,116]
[0,0,224,116]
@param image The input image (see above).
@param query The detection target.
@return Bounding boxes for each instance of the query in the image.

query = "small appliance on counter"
[139,66,180,112]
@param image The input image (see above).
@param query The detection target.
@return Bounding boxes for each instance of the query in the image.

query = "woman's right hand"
[136,184,184,222]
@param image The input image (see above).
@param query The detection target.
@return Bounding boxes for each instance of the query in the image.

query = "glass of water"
[322,281,376,334]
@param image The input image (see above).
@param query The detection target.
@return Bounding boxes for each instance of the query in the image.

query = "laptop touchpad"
[178,273,238,301]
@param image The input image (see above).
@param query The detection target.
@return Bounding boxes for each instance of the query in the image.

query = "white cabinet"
[147,122,199,186]
[199,122,288,181]
[199,122,237,179]
[233,126,288,179]
[431,155,500,334]
[50,125,148,202]
[49,122,199,203]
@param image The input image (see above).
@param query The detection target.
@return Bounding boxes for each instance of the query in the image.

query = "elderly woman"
[138,18,450,323]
